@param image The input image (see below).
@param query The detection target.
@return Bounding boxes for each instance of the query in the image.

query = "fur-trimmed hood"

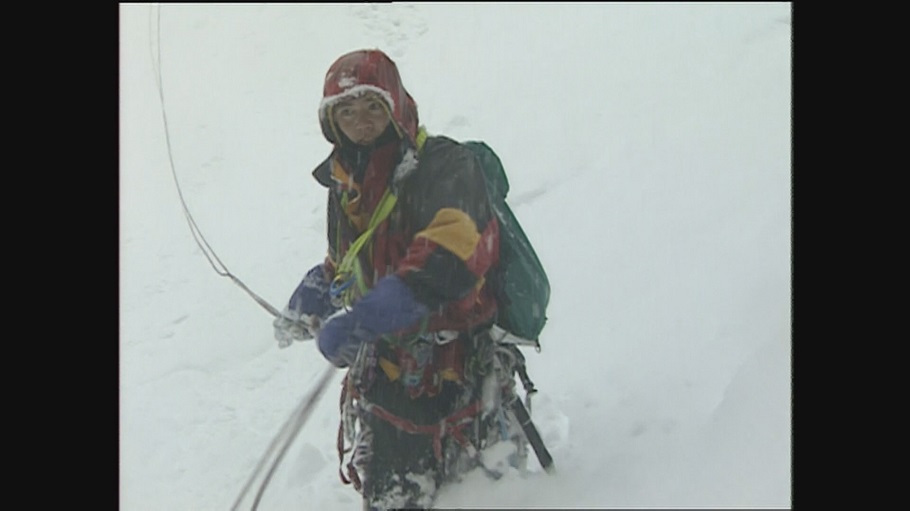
[318,49,419,148]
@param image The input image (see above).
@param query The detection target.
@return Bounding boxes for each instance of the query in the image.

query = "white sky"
[120,3,792,509]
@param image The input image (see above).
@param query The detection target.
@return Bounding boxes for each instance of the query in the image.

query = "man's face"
[332,93,392,146]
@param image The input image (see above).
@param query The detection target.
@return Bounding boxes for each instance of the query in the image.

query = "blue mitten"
[318,275,429,367]
[289,264,337,318]
[274,264,339,348]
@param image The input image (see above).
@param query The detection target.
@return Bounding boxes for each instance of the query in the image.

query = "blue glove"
[317,274,429,367]
[273,264,339,348]
[289,264,337,318]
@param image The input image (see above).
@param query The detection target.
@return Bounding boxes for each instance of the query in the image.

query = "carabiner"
[330,275,355,298]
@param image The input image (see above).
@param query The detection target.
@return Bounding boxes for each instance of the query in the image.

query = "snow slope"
[120,3,791,509]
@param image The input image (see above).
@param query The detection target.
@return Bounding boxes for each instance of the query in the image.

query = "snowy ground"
[120,3,792,509]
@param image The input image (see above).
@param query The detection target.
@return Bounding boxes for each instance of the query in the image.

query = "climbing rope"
[149,4,279,318]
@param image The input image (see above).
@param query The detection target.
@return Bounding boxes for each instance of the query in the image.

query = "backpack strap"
[330,126,429,307]
[330,188,397,306]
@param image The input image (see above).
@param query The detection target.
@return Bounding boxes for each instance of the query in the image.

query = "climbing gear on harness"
[376,333,466,399]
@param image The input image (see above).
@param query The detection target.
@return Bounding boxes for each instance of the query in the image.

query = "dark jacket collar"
[312,156,334,188]
[312,124,402,188]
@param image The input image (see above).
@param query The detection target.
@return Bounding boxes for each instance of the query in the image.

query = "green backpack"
[332,135,550,346]
[464,141,550,347]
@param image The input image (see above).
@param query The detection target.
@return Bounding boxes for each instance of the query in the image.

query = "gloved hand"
[289,264,337,318]
[274,264,339,348]
[273,308,319,348]
[318,274,429,367]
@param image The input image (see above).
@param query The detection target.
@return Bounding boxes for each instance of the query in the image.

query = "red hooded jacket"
[312,49,500,339]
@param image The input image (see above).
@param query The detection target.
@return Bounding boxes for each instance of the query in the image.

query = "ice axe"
[506,397,556,474]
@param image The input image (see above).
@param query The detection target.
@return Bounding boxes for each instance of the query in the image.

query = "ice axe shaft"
[506,397,555,474]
